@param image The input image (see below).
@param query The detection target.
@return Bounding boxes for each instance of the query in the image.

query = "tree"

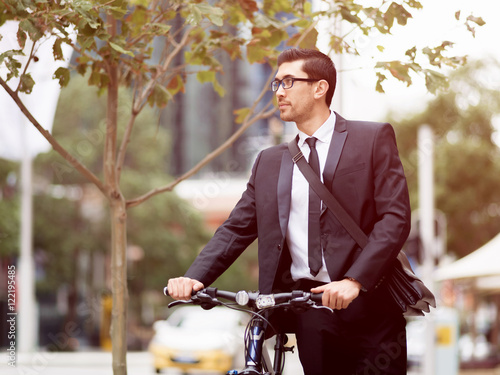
[391,58,500,260]
[28,74,212,348]
[0,1,483,373]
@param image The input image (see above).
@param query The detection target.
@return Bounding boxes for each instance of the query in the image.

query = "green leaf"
[149,23,172,35]
[197,70,216,84]
[129,0,150,5]
[166,75,184,96]
[109,41,134,57]
[395,6,412,26]
[406,0,423,9]
[17,28,27,49]
[53,67,71,87]
[19,73,35,94]
[405,46,416,61]
[263,0,292,16]
[53,38,64,61]
[376,61,412,86]
[246,41,269,64]
[196,3,225,25]
[186,4,203,25]
[467,15,486,26]
[340,6,363,25]
[0,49,23,66]
[149,83,171,108]
[19,18,43,42]
[187,3,224,27]
[375,72,387,93]
[213,79,225,97]
[287,27,318,49]
[424,69,448,94]
[234,107,251,124]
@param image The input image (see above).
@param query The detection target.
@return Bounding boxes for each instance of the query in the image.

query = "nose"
[275,83,286,98]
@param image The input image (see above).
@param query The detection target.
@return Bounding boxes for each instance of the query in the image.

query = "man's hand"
[310,278,362,310]
[167,277,204,301]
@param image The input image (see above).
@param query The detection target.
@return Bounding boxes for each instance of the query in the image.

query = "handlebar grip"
[311,292,323,305]
[163,286,204,297]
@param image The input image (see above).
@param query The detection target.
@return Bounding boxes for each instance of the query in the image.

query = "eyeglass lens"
[272,77,294,91]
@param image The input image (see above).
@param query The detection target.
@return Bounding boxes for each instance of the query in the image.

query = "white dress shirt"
[286,112,336,282]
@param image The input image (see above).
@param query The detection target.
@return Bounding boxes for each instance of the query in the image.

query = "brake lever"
[167,292,221,310]
[311,304,334,313]
[168,300,194,308]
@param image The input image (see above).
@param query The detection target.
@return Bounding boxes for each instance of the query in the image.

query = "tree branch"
[115,112,138,181]
[134,26,193,111]
[126,96,277,208]
[104,16,119,195]
[126,21,326,208]
[0,77,107,194]
[115,27,193,182]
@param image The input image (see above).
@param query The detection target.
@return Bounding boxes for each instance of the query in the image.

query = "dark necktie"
[305,137,322,276]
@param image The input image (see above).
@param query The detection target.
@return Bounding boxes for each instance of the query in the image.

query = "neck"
[296,107,331,136]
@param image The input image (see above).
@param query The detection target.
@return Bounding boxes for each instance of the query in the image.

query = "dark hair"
[277,48,336,107]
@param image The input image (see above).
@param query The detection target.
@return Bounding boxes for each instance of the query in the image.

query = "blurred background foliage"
[0,159,19,257]
[392,58,500,260]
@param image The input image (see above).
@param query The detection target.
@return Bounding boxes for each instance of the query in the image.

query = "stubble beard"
[279,107,294,123]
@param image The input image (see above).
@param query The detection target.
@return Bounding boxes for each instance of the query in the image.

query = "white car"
[149,305,249,374]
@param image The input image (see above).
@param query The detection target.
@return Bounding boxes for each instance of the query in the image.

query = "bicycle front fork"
[227,319,266,375]
[227,320,292,375]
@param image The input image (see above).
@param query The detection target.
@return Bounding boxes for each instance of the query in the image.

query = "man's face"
[274,60,316,124]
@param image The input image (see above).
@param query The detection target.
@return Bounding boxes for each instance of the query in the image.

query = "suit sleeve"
[344,123,411,291]
[184,152,262,286]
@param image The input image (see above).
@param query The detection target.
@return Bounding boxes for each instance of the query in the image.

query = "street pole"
[17,124,38,353]
[418,125,436,374]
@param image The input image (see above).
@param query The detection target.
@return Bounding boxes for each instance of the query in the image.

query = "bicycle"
[163,286,330,375]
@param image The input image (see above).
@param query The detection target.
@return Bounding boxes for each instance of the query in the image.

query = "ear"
[313,80,329,102]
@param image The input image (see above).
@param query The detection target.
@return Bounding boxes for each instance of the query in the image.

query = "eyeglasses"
[271,77,320,92]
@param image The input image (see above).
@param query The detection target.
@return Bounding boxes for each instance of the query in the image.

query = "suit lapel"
[323,112,348,191]
[277,149,294,238]
[321,113,348,215]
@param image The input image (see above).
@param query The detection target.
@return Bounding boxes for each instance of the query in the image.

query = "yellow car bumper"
[149,343,233,373]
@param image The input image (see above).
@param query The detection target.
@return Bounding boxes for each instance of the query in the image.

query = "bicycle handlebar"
[164,286,324,311]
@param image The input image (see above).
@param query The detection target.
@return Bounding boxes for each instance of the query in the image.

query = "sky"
[324,0,500,134]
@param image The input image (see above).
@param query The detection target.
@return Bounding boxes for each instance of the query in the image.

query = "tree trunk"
[103,26,128,373]
[110,196,128,375]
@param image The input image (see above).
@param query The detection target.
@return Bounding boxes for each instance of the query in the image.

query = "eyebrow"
[273,74,296,81]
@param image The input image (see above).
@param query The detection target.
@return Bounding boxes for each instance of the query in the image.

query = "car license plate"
[172,353,199,364]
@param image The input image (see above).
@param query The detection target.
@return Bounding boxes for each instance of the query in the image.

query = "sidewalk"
[2,351,500,374]
[1,350,152,366]
[460,370,500,375]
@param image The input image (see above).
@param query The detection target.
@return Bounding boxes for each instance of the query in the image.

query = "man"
[168,48,411,374]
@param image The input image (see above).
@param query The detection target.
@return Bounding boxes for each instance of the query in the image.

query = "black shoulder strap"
[287,140,369,249]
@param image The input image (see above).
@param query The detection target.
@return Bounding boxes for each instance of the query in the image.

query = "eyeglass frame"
[271,77,321,92]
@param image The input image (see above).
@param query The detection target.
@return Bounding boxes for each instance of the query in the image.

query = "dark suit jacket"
[185,113,411,321]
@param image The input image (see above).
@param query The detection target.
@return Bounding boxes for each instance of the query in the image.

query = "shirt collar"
[297,111,336,148]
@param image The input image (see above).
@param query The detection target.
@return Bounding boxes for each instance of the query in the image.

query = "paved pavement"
[0,350,304,375]
[3,350,497,374]
[2,351,160,375]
